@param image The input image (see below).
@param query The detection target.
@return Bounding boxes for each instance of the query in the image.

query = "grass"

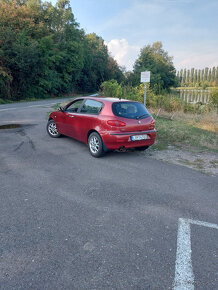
[0,98,13,104]
[151,110,218,153]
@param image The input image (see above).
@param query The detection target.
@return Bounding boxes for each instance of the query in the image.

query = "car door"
[60,99,84,138]
[74,99,104,142]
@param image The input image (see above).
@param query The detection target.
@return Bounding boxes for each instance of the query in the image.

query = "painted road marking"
[174,218,218,290]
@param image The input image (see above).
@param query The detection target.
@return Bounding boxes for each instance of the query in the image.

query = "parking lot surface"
[0,100,217,289]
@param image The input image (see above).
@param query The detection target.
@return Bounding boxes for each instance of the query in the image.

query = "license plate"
[131,134,148,141]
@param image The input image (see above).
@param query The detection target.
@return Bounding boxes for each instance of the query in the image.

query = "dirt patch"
[146,146,218,176]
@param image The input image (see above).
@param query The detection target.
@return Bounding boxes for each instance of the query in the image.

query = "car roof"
[77,96,133,104]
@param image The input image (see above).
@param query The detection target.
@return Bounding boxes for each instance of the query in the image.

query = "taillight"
[107,120,126,127]
[149,119,155,130]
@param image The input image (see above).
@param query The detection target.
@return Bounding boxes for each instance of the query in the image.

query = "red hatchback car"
[47,97,156,157]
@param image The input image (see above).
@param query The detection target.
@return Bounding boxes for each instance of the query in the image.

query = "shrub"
[100,80,123,99]
[210,89,218,110]
[201,81,210,89]
[184,103,195,113]
[0,98,6,104]
[149,94,183,112]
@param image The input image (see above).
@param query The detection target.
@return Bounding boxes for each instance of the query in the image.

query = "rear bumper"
[101,130,156,150]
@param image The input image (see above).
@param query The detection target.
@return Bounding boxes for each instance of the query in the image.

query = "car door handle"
[69,115,74,118]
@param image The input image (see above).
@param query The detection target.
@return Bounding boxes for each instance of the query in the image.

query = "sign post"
[140,71,150,106]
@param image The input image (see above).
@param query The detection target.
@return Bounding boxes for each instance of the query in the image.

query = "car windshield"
[112,102,150,120]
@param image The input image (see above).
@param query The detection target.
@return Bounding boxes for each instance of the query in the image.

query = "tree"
[187,69,190,85]
[132,41,177,93]
[204,67,209,81]
[208,68,212,83]
[216,67,218,86]
[194,69,198,84]
[211,66,216,85]
[180,69,183,85]
[197,69,201,84]
[76,33,123,92]
[106,56,124,84]
[200,69,204,84]
[190,68,194,84]
[0,0,123,100]
[183,69,187,85]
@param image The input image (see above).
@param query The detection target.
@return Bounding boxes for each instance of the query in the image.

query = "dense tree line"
[0,0,123,101]
[126,42,177,94]
[176,67,218,88]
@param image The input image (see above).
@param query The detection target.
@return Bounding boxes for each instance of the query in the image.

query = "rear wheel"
[88,132,105,158]
[135,145,149,151]
[47,119,61,138]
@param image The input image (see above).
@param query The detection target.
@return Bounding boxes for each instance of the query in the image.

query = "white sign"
[140,71,150,83]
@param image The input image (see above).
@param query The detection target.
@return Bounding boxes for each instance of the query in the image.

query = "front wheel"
[135,145,149,151]
[47,119,61,138]
[88,132,105,158]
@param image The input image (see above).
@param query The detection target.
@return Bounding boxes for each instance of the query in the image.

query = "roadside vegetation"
[152,112,218,153]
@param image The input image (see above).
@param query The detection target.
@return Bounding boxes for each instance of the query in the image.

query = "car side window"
[65,99,84,113]
[80,99,103,115]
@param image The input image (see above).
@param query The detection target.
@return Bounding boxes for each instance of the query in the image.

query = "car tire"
[135,145,149,151]
[88,132,105,158]
[47,119,61,138]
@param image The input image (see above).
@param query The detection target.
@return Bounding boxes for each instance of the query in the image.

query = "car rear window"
[112,102,150,119]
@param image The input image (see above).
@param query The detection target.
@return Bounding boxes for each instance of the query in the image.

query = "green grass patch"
[0,98,13,104]
[153,116,218,153]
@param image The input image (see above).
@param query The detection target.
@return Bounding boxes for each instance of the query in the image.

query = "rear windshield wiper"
[136,113,148,119]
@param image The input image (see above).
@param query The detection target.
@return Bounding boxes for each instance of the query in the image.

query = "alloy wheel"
[48,122,59,136]
[89,136,100,154]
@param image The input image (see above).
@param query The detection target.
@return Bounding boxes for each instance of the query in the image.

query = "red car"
[47,97,156,157]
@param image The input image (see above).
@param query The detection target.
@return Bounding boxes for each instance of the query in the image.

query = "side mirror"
[59,106,64,112]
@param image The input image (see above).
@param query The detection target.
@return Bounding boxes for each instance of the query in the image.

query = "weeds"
[152,111,218,153]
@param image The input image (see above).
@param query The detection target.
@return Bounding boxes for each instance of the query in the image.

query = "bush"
[153,94,183,112]
[123,83,156,105]
[210,89,218,110]
[100,80,123,98]
[0,98,6,104]
[184,103,195,113]
[183,103,211,114]
[201,81,210,89]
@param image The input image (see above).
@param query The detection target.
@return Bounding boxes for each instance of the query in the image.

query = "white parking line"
[174,218,218,290]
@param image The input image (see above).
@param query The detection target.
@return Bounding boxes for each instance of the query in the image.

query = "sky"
[54,0,218,71]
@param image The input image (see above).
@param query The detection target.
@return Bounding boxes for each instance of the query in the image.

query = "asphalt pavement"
[0,99,217,290]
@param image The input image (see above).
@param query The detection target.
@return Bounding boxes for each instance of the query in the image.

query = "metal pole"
[144,82,147,106]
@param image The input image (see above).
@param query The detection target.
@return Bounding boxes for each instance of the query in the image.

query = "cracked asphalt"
[0,99,217,289]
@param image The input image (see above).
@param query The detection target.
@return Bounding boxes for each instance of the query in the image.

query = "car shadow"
[59,135,149,159]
